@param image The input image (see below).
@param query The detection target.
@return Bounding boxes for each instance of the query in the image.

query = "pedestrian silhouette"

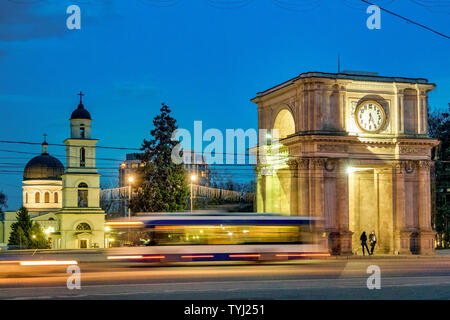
[360,231,370,256]
[369,231,377,255]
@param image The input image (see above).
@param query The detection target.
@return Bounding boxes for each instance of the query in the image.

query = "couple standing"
[360,231,376,256]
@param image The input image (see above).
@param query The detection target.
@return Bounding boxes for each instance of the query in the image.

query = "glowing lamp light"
[44,226,55,235]
[20,260,78,266]
[346,167,355,174]
[105,226,111,232]
[191,174,197,182]
[128,176,134,183]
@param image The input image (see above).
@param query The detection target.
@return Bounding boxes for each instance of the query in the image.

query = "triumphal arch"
[252,71,439,255]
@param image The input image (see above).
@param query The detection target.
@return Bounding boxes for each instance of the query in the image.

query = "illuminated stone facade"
[253,71,439,255]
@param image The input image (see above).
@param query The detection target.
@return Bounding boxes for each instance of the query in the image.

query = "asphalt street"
[1,257,450,300]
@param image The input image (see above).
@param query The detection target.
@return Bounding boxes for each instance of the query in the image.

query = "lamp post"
[128,176,134,219]
[190,174,197,213]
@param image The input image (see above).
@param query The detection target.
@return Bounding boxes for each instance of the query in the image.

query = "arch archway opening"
[273,109,295,141]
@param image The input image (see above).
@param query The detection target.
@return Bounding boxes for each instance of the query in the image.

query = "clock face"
[355,101,386,133]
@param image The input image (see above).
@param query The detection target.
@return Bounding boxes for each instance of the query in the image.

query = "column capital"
[286,159,298,170]
[391,160,418,174]
[297,158,309,169]
[418,160,434,170]
[309,158,326,169]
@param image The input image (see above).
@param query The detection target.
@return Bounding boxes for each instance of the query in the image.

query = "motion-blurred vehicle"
[105,213,329,263]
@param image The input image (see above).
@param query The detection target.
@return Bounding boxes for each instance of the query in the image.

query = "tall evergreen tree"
[130,103,188,213]
[30,222,51,249]
[429,106,450,248]
[8,207,32,248]
[8,207,50,249]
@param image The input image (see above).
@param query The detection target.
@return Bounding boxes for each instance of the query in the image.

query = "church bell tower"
[57,92,105,249]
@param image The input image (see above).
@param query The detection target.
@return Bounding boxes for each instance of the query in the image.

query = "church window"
[25,193,28,204]
[35,192,40,203]
[76,223,91,231]
[54,192,59,203]
[78,183,88,208]
[44,192,50,203]
[80,147,86,167]
[80,125,85,138]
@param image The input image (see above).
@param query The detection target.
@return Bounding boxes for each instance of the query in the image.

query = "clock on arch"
[354,100,386,133]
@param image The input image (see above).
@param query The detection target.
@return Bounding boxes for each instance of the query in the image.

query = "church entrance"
[348,166,394,254]
[79,239,88,249]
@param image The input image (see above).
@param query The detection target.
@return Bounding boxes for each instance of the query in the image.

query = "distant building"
[119,149,210,187]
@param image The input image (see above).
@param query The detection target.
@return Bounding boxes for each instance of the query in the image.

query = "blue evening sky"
[0,0,449,209]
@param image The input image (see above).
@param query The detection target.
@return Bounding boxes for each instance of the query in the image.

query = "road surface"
[1,257,450,299]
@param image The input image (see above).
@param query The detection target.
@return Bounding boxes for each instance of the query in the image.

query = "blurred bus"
[105,213,329,262]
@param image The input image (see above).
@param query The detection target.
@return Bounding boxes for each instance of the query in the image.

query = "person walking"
[360,231,370,256]
[369,231,377,255]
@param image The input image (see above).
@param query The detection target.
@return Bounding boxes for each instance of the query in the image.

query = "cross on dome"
[77,91,84,104]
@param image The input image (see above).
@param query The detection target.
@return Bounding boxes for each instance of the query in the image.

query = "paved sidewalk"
[328,249,450,259]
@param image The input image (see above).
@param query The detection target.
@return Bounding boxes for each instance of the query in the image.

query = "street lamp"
[190,174,197,213]
[128,176,134,219]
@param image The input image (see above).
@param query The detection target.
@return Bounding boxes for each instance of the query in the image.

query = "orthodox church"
[0,94,106,249]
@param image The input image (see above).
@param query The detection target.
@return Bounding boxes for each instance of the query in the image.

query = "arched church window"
[80,148,86,167]
[76,223,91,231]
[78,183,88,208]
[80,125,85,138]
[35,192,40,203]
[44,192,50,203]
[54,192,59,203]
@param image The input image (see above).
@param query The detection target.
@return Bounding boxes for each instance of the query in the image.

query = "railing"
[100,185,255,202]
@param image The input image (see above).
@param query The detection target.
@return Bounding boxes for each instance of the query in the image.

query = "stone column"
[393,161,411,255]
[396,89,405,134]
[287,159,298,215]
[297,159,310,216]
[310,158,328,251]
[336,159,353,255]
[276,167,291,215]
[311,158,325,220]
[417,160,435,254]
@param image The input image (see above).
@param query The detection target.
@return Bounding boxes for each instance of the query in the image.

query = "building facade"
[0,96,105,249]
[253,71,439,255]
